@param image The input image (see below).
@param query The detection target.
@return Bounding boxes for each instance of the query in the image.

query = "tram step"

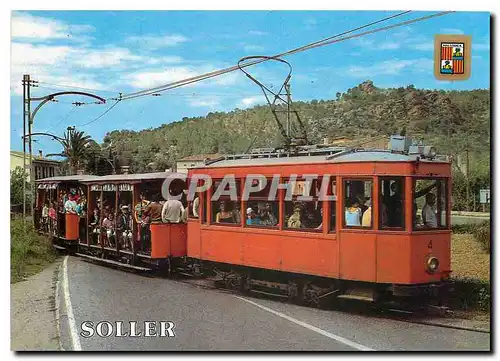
[53,244,66,250]
[249,289,289,298]
[337,294,374,302]
[75,253,152,271]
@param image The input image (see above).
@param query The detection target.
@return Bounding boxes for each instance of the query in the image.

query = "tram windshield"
[413,178,449,230]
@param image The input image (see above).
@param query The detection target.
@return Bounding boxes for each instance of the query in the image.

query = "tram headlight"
[426,256,440,273]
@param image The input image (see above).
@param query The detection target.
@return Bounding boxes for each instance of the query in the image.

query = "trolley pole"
[285,83,291,137]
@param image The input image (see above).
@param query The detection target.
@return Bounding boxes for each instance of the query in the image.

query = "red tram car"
[186,145,451,305]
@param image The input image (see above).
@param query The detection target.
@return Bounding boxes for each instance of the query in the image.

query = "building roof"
[11,150,62,164]
[177,153,223,162]
[35,175,94,183]
[80,172,186,184]
[198,150,450,168]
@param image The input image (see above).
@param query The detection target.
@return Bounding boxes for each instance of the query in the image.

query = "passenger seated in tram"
[161,196,185,223]
[102,211,116,247]
[259,202,278,226]
[216,201,235,224]
[361,199,372,227]
[246,207,261,226]
[76,196,87,217]
[90,207,100,244]
[345,198,362,226]
[387,183,403,227]
[118,205,133,250]
[232,202,241,224]
[287,204,302,229]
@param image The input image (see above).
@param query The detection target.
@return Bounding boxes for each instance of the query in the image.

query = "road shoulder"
[10,259,62,351]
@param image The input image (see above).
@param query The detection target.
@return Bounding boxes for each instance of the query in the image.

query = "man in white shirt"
[161,197,185,223]
[422,193,437,228]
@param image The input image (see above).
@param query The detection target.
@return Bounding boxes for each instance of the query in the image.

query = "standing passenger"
[162,196,185,223]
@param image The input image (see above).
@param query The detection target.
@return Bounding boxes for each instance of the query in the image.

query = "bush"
[473,220,491,253]
[452,223,478,234]
[449,277,490,312]
[11,217,56,283]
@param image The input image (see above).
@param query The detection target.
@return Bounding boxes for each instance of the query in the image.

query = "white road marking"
[54,263,65,351]
[62,256,82,351]
[233,295,374,351]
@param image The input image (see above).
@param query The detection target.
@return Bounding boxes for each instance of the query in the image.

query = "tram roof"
[79,172,185,184]
[35,174,95,183]
[198,150,450,169]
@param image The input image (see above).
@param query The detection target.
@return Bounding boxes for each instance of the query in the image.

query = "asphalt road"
[58,256,490,351]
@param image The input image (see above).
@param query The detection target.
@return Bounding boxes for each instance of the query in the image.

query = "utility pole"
[22,75,28,220]
[465,146,470,212]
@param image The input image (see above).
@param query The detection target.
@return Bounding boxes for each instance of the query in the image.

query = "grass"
[450,232,491,312]
[451,233,490,282]
[11,216,57,283]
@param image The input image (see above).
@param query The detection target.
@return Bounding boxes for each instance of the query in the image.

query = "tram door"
[116,184,133,250]
[338,177,376,282]
[88,185,102,245]
[101,184,117,248]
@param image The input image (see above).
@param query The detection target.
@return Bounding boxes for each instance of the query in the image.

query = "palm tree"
[61,129,92,175]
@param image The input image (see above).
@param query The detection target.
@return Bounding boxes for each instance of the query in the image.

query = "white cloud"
[440,28,464,34]
[243,44,265,52]
[125,67,201,89]
[248,30,268,36]
[412,42,434,51]
[125,34,188,49]
[11,12,94,42]
[474,43,490,51]
[187,95,221,109]
[238,95,266,108]
[346,58,433,78]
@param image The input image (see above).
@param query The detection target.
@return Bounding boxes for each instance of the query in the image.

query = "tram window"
[343,179,373,228]
[413,178,449,230]
[243,178,278,228]
[284,178,323,231]
[211,179,241,225]
[379,177,405,229]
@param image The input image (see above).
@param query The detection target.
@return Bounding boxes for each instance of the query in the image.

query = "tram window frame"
[379,177,405,230]
[328,177,337,233]
[283,177,323,233]
[244,177,279,229]
[342,178,373,229]
[413,178,449,230]
[210,179,241,227]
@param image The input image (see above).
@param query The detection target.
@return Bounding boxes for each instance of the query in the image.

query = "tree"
[10,166,30,206]
[61,129,93,175]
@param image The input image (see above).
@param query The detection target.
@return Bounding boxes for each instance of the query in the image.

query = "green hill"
[102,80,490,176]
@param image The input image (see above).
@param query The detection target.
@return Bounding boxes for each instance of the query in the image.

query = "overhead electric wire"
[36,81,120,95]
[43,106,78,134]
[77,100,121,127]
[120,11,452,101]
[120,11,413,100]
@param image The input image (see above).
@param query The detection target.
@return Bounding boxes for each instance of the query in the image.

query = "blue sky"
[10,10,490,156]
